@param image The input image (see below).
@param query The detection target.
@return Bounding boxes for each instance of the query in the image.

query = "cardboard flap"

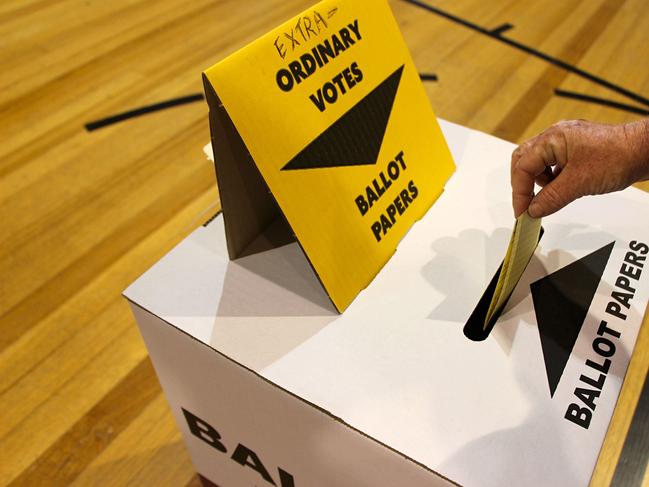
[203,75,294,259]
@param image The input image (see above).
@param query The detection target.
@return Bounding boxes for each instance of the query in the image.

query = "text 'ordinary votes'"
[275,19,365,112]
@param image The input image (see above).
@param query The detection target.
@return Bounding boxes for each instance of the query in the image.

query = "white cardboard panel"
[130,302,455,487]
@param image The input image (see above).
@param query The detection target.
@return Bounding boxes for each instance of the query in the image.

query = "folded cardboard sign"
[202,0,455,312]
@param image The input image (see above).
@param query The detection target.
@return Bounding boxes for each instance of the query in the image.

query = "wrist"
[623,119,649,182]
[640,119,649,180]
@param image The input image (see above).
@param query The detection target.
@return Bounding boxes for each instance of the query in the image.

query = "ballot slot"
[464,227,544,341]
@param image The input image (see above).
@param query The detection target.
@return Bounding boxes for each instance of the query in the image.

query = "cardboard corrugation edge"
[126,298,462,487]
[202,73,282,260]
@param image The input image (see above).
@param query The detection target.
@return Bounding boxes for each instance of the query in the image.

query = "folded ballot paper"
[485,213,542,328]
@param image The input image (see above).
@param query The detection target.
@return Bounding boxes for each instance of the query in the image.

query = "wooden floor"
[1,0,648,485]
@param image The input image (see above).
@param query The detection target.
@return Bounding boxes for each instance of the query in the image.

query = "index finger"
[511,142,553,217]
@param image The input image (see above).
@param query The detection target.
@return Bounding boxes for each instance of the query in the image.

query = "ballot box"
[125,120,649,487]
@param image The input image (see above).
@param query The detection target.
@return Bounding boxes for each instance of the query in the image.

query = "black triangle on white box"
[531,242,615,397]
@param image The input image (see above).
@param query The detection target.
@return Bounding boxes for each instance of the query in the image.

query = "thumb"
[527,170,581,218]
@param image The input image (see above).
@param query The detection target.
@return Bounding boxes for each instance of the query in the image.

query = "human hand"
[510,119,649,218]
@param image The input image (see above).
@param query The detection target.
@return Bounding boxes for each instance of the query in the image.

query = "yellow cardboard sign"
[203,0,455,312]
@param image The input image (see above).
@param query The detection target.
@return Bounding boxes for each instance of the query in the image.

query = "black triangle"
[531,242,614,397]
[281,65,405,171]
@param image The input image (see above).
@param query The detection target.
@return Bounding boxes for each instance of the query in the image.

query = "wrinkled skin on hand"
[510,118,649,218]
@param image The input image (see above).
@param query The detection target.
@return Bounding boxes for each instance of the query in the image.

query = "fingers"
[535,165,555,187]
[511,126,571,217]
[509,119,642,217]
[527,168,580,218]
[512,191,534,218]
[510,140,553,217]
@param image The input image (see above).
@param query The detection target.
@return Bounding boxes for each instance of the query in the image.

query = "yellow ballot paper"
[203,0,455,312]
[484,213,542,328]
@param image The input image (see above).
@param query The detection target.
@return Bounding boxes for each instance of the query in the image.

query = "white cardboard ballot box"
[125,120,649,487]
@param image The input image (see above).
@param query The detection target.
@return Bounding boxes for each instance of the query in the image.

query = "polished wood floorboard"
[1,1,648,485]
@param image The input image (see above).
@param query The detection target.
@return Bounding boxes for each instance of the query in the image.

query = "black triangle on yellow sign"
[282,65,404,170]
